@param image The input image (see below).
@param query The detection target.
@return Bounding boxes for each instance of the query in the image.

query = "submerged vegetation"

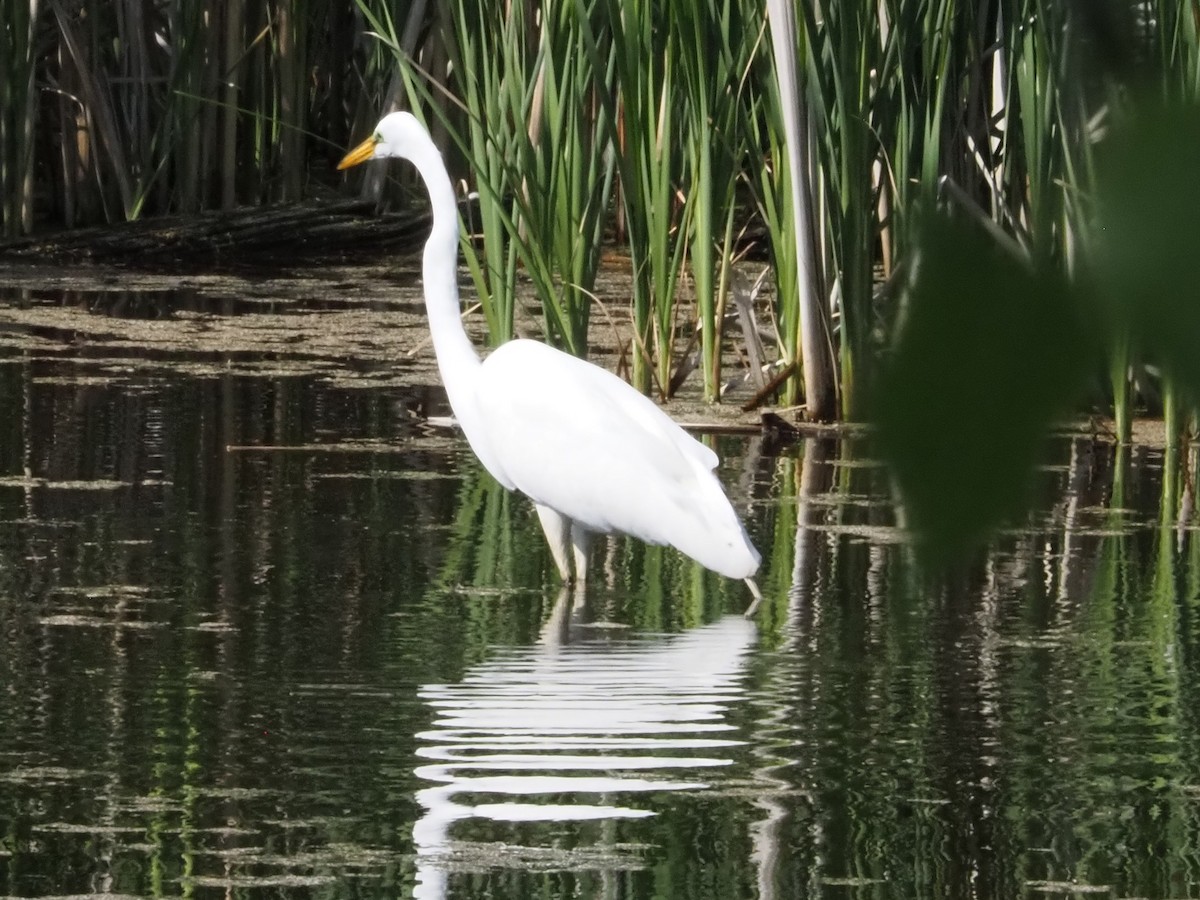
[3,3,1199,513]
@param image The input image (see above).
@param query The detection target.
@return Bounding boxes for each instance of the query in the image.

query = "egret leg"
[743,578,764,618]
[534,503,573,582]
[570,525,592,584]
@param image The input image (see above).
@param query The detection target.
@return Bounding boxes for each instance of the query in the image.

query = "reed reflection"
[748,436,836,900]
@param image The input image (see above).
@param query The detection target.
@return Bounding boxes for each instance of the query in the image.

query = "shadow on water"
[2,269,1200,898]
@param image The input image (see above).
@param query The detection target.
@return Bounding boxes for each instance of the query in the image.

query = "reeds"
[1,0,40,236]
[3,0,361,230]
[674,0,758,400]
[6,0,1200,426]
[595,0,687,394]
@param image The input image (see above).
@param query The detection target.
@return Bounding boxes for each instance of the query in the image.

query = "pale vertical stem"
[991,5,1008,220]
[692,131,714,399]
[710,205,738,396]
[1163,379,1180,525]
[221,0,243,209]
[200,0,221,208]
[519,18,547,246]
[276,0,293,202]
[174,1,200,211]
[276,0,305,202]
[766,0,836,421]
[57,40,85,225]
[16,0,40,232]
[1110,340,1131,446]
[875,2,891,274]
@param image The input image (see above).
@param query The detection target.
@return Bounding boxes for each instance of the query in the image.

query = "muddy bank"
[0,201,433,265]
[0,260,1170,445]
[0,260,803,433]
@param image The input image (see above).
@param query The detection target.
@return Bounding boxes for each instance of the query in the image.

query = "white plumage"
[339,112,762,606]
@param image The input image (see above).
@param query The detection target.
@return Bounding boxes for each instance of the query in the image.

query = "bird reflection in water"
[410,588,757,898]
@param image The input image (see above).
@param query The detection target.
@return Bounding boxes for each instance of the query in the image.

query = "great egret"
[339,112,763,610]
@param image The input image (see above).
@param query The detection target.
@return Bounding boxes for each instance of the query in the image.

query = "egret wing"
[475,341,713,542]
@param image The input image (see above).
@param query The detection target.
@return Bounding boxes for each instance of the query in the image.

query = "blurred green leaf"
[874,214,1094,565]
[1094,101,1200,407]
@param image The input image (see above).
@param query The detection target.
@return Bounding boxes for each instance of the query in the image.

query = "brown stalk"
[50,0,136,219]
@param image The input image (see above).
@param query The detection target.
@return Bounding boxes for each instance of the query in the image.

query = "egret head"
[337,112,424,170]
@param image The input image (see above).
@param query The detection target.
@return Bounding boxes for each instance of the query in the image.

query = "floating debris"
[53,584,154,599]
[0,767,97,784]
[186,874,338,888]
[806,522,910,543]
[33,823,148,835]
[418,839,650,874]
[37,615,162,630]
[0,476,128,491]
[1025,880,1112,894]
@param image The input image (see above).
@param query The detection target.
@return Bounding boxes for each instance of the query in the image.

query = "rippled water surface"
[2,271,1200,899]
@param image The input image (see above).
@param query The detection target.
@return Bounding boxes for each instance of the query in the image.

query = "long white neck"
[404,132,482,415]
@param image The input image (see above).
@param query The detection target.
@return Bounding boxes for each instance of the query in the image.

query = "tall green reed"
[513,0,616,354]
[874,0,958,265]
[437,0,536,346]
[1001,1,1172,444]
[798,1,882,419]
[673,0,757,400]
[676,0,739,398]
[365,0,785,400]
[362,0,614,355]
[581,0,688,395]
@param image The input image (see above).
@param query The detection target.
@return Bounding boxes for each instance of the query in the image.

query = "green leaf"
[1093,100,1200,408]
[874,213,1094,565]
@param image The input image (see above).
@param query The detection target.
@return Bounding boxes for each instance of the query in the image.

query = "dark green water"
[2,288,1200,899]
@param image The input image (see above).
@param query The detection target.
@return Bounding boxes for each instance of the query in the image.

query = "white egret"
[339,112,762,610]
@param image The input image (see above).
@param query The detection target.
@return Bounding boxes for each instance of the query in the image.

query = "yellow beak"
[337,135,378,170]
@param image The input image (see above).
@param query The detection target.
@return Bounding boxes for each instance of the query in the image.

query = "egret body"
[339,112,762,609]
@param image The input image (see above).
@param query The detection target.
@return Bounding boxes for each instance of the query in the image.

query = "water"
[1,272,1200,899]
